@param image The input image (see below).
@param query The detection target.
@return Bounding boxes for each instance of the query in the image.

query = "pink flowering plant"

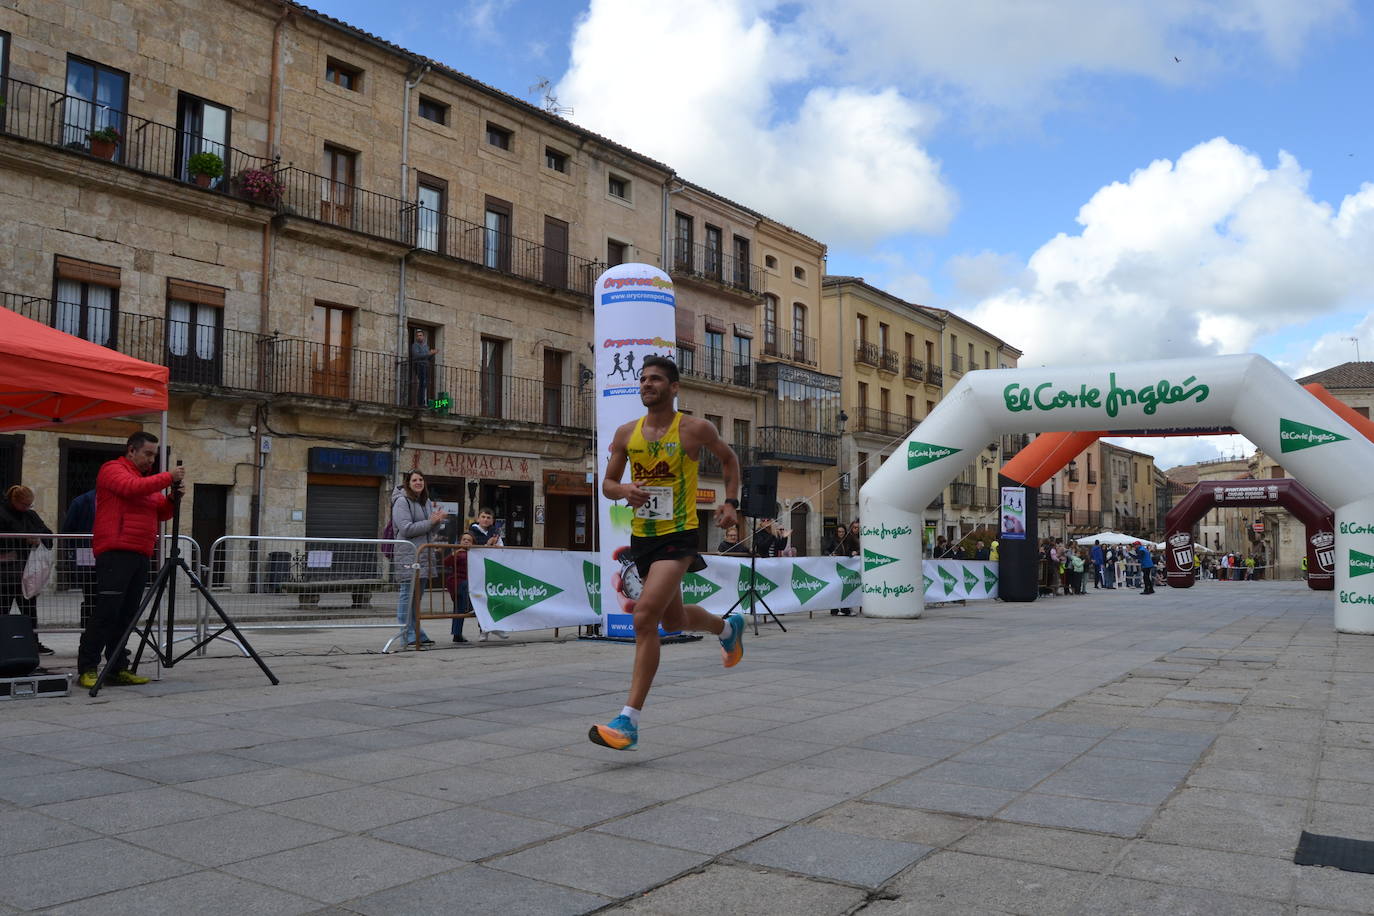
[236,167,285,204]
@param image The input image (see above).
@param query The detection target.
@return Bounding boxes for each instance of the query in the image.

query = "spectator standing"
[1135,541,1155,594]
[61,488,98,629]
[443,532,474,643]
[410,328,437,407]
[717,525,751,556]
[0,485,55,654]
[76,432,182,688]
[391,470,445,647]
[1090,541,1105,588]
[469,507,504,546]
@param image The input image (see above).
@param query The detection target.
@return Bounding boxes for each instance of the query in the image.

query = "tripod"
[723,515,787,635]
[90,480,278,697]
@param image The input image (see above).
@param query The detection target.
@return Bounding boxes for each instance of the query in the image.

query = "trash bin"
[267,551,292,594]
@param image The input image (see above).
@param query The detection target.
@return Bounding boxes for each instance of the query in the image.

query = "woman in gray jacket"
[391,471,447,646]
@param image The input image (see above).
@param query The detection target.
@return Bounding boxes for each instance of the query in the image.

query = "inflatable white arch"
[858,354,1374,633]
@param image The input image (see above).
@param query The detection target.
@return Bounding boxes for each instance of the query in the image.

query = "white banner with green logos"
[466,549,996,633]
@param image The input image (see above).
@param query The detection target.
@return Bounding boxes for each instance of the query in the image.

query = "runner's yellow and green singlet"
[627,412,698,537]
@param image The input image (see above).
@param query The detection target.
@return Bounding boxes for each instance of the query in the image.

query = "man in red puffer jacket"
[77,431,186,688]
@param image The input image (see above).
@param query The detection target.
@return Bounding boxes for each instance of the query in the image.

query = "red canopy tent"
[0,305,167,432]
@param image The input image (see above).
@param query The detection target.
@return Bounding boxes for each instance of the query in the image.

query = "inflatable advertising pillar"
[593,264,678,636]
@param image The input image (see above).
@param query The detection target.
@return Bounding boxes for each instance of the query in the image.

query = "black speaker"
[740,465,779,518]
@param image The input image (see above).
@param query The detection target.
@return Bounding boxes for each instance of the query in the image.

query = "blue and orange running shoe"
[720,613,745,668]
[588,714,638,751]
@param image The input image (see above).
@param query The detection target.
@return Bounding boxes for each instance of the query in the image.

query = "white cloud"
[1291,313,1374,377]
[795,0,1352,109]
[1104,433,1256,472]
[963,138,1374,367]
[557,0,956,245]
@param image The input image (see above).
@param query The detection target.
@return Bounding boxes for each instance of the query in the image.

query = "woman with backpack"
[390,471,446,648]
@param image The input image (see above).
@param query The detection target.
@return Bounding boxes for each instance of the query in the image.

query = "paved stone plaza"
[2,579,1373,914]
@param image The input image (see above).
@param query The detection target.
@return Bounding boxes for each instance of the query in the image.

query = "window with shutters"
[165,279,224,384]
[51,256,119,348]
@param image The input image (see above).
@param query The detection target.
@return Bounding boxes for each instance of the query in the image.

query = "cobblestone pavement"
[1,579,1371,914]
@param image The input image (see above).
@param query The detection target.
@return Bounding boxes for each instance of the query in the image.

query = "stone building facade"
[0,0,844,563]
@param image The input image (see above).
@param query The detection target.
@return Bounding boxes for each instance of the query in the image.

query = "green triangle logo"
[908,440,961,470]
[923,574,933,593]
[791,564,827,604]
[736,565,778,611]
[484,558,563,622]
[984,566,999,592]
[963,566,979,593]
[1280,417,1349,453]
[939,566,958,595]
[864,549,899,571]
[582,560,601,616]
[682,571,722,604]
[1351,549,1374,578]
[837,563,862,601]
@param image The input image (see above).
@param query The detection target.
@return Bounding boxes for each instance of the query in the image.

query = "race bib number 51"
[634,485,674,520]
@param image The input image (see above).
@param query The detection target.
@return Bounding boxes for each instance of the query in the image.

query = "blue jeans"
[395,574,429,643]
[451,586,471,637]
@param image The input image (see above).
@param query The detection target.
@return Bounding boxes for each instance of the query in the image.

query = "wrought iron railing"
[0,76,278,195]
[275,165,603,297]
[949,353,963,374]
[926,366,944,386]
[850,407,915,438]
[698,444,758,477]
[1038,492,1072,511]
[1087,470,1098,484]
[755,426,837,464]
[904,358,924,381]
[670,237,761,295]
[855,341,879,366]
[878,348,899,373]
[676,346,755,388]
[2,292,590,430]
[1070,510,1104,529]
[761,328,818,366]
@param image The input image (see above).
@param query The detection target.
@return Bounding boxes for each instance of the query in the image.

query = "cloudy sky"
[316,0,1372,468]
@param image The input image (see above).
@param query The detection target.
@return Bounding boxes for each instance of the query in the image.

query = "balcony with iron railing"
[850,407,916,439]
[0,76,279,197]
[276,167,602,297]
[755,426,838,465]
[1070,509,1104,529]
[948,353,963,375]
[949,483,1001,508]
[1087,470,1098,484]
[3,292,591,431]
[670,237,762,296]
[878,348,899,374]
[761,327,819,367]
[904,358,924,381]
[855,341,879,367]
[676,345,756,389]
[698,444,759,477]
[926,366,944,386]
[1038,492,1072,511]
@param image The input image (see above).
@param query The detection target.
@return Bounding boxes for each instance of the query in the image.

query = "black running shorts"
[629,530,707,579]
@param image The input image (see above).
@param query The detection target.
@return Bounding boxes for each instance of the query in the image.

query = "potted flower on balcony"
[234,167,285,206]
[187,151,224,188]
[87,126,121,160]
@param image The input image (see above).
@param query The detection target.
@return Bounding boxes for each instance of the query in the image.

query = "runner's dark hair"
[641,355,679,383]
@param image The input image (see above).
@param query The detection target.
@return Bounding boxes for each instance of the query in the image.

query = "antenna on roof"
[529,77,573,117]
[1347,336,1362,361]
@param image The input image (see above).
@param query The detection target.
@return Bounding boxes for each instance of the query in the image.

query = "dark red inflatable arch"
[1163,478,1334,590]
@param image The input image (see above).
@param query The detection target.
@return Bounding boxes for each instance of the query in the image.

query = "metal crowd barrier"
[0,532,199,631]
[206,536,415,650]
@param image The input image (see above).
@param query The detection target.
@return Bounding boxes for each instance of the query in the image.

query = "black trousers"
[0,564,38,624]
[77,551,150,673]
[1142,568,1155,594]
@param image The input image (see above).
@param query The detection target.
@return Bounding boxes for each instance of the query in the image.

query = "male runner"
[590,355,745,751]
